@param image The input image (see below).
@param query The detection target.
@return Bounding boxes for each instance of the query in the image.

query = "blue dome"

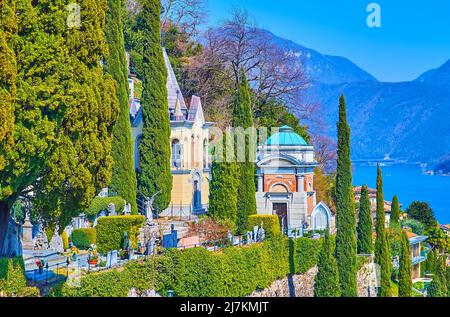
[266,126,308,146]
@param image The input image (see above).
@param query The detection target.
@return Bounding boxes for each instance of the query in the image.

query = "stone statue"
[108,203,116,216]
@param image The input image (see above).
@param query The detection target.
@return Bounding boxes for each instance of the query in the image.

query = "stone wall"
[249,260,378,297]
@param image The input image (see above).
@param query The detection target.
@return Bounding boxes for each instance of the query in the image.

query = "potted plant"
[36,259,46,275]
[88,244,99,265]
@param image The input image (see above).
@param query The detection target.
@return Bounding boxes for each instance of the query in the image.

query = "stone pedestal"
[22,217,34,250]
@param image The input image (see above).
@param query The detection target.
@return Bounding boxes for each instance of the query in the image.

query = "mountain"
[262,30,377,85]
[265,31,450,164]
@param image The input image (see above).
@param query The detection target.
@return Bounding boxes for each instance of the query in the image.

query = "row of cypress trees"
[208,70,257,233]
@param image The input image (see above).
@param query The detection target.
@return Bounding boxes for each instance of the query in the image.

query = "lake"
[352,163,450,224]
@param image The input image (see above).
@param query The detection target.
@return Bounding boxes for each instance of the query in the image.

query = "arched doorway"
[192,172,202,211]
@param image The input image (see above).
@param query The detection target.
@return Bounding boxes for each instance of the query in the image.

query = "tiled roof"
[163,48,187,111]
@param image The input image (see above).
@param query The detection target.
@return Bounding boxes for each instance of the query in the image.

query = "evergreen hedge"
[87,196,126,217]
[0,257,39,297]
[56,236,322,297]
[247,215,280,238]
[96,215,145,254]
[71,228,97,250]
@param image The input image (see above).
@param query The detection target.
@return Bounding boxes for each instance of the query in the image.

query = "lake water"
[352,164,450,224]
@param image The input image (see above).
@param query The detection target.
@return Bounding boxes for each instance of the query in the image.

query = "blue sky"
[205,0,450,82]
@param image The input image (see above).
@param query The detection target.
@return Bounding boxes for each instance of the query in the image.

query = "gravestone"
[124,203,131,215]
[106,250,118,267]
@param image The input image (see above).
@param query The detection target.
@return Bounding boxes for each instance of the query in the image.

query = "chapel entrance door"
[273,203,288,233]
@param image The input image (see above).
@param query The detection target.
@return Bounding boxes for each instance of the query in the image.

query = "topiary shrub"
[290,237,323,274]
[71,228,97,250]
[86,196,126,219]
[61,230,69,251]
[0,257,39,297]
[247,215,280,238]
[96,215,145,254]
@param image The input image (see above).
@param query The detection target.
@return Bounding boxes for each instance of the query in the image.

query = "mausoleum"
[255,126,333,232]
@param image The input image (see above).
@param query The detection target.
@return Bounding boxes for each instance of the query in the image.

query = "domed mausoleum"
[255,126,334,233]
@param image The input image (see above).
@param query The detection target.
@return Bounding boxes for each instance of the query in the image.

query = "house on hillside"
[255,126,334,233]
[406,231,428,280]
[354,186,402,226]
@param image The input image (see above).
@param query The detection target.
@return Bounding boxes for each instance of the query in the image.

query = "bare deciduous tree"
[186,9,312,120]
[161,0,207,36]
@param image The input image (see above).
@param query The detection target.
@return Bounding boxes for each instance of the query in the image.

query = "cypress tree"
[104,0,137,213]
[375,164,393,297]
[208,132,239,229]
[136,0,172,211]
[335,95,357,297]
[232,69,256,233]
[428,256,447,297]
[357,185,373,254]
[398,231,412,297]
[390,195,400,227]
[314,232,341,297]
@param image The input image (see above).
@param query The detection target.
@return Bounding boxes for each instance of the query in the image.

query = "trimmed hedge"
[87,196,126,217]
[247,215,280,238]
[57,236,322,297]
[96,215,145,254]
[0,257,39,297]
[71,228,97,249]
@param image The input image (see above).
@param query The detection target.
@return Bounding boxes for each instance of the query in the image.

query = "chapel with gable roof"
[130,48,213,215]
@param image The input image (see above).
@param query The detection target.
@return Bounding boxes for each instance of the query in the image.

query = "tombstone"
[258,227,265,241]
[106,250,118,267]
[227,231,233,243]
[34,226,49,250]
[124,203,132,215]
[22,213,34,250]
[108,203,117,216]
[246,231,253,243]
[253,226,259,241]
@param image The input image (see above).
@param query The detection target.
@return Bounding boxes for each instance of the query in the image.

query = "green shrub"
[290,237,323,274]
[96,215,145,254]
[86,196,126,218]
[0,257,38,297]
[247,215,280,238]
[71,228,97,249]
[56,235,323,297]
[61,230,69,251]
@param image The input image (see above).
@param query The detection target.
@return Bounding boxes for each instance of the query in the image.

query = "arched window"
[314,208,328,230]
[171,139,182,168]
[203,139,209,169]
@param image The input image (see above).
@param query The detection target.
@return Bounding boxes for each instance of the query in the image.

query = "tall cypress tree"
[398,232,412,297]
[137,0,172,211]
[104,0,137,213]
[208,133,239,229]
[232,69,256,233]
[390,195,400,227]
[375,165,392,297]
[357,185,373,254]
[335,95,357,297]
[428,256,447,297]
[314,232,341,297]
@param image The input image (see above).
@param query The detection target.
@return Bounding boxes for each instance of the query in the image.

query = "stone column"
[296,174,304,192]
[257,175,264,192]
[22,214,34,250]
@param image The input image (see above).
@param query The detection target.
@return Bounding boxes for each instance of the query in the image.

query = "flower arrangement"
[88,244,98,265]
[36,259,46,274]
